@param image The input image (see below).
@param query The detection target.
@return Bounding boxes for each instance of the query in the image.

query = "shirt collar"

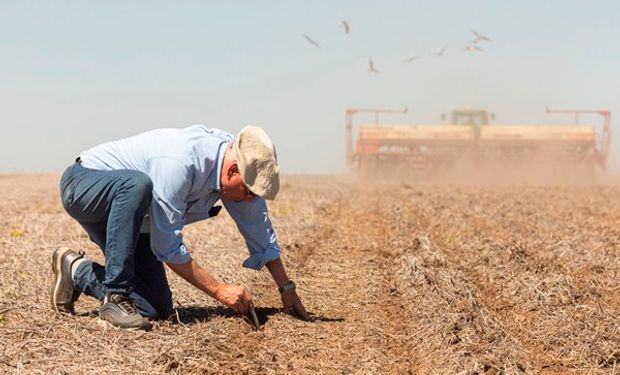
[214,141,229,192]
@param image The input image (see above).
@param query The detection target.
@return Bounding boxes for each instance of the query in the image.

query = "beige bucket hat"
[233,126,280,200]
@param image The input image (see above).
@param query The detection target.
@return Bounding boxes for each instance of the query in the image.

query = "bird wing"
[403,56,420,63]
[471,29,491,42]
[303,34,321,48]
[368,58,379,72]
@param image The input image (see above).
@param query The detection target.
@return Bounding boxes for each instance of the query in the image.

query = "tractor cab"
[445,109,494,127]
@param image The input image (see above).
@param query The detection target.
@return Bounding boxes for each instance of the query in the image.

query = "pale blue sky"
[1,1,618,173]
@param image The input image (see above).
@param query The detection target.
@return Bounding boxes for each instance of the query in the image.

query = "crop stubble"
[0,174,618,374]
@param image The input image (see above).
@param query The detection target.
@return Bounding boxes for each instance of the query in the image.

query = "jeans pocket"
[60,167,76,210]
[61,181,75,210]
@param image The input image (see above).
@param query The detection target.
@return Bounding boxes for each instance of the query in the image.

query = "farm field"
[0,173,618,374]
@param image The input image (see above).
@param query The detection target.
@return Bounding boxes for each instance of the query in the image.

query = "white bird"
[302,34,321,48]
[433,46,446,57]
[368,58,379,73]
[341,20,350,34]
[470,29,492,43]
[402,56,421,64]
[464,44,483,52]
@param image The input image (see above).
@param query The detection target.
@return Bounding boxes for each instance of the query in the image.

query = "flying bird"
[341,20,350,34]
[464,44,483,52]
[470,29,492,43]
[402,56,421,64]
[433,47,446,57]
[368,58,379,73]
[302,34,321,48]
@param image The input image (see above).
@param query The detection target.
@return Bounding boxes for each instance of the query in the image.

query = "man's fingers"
[242,293,252,314]
[241,290,253,314]
[285,307,308,320]
[231,287,252,315]
[295,302,310,320]
[284,304,308,319]
[217,284,254,315]
[281,291,309,319]
[233,300,246,315]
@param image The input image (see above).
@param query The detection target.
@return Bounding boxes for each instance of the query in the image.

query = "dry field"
[0,173,619,374]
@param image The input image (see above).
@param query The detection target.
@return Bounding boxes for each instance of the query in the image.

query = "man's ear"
[227,162,239,178]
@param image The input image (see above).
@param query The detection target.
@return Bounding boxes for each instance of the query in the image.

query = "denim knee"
[133,290,173,320]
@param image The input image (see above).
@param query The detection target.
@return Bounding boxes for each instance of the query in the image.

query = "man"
[51,125,308,330]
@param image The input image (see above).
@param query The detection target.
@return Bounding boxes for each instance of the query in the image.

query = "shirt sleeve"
[147,157,193,264]
[223,197,281,270]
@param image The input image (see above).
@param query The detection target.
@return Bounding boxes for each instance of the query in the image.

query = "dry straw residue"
[0,173,618,374]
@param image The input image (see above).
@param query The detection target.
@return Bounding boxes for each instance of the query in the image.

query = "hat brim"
[233,126,280,200]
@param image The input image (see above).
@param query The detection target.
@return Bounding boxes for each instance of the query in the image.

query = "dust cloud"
[351,158,616,187]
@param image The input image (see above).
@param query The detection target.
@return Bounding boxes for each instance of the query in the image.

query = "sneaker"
[99,292,152,330]
[50,247,85,315]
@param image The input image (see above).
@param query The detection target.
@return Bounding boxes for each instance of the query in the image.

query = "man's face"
[220,166,256,202]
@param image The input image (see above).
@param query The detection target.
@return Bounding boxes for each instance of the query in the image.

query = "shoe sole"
[97,318,150,331]
[99,303,153,331]
[50,247,76,315]
[50,247,65,315]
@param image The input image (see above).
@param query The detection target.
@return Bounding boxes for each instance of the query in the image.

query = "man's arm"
[166,259,253,315]
[222,198,309,319]
[265,257,310,320]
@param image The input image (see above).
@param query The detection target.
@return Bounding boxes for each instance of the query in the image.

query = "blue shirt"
[79,125,281,270]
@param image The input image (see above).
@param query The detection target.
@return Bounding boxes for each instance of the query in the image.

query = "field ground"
[0,173,619,374]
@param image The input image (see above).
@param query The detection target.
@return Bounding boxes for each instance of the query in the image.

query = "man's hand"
[215,284,253,315]
[265,257,310,320]
[166,259,253,315]
[281,289,310,320]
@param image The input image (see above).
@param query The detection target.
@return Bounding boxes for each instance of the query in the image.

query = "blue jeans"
[60,162,173,319]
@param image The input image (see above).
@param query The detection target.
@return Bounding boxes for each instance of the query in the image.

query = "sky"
[1,1,619,174]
